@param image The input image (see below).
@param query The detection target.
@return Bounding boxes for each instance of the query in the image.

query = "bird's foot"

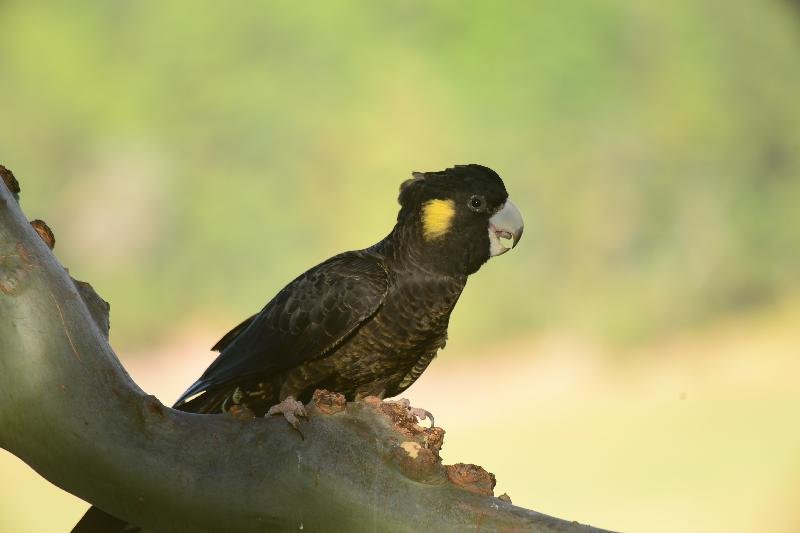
[391,398,435,428]
[266,396,308,431]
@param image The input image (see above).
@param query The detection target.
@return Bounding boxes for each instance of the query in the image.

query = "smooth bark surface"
[0,173,614,532]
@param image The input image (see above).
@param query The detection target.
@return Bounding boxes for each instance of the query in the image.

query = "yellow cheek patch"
[422,199,455,240]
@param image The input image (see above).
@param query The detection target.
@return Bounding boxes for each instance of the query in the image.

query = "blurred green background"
[1,1,799,532]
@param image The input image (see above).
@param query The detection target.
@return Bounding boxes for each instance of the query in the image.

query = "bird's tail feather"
[71,505,135,533]
[174,387,231,414]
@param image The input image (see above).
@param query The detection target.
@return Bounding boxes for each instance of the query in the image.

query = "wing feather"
[174,252,388,407]
[210,314,257,352]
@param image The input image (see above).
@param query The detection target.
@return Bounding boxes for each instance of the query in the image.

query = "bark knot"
[0,164,20,201]
[0,242,34,295]
[311,389,346,415]
[228,404,256,420]
[143,395,166,419]
[444,463,497,496]
[30,220,55,250]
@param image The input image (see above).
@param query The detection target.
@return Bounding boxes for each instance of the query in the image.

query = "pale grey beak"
[488,198,524,257]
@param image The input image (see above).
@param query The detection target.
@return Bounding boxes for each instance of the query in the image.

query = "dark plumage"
[174,164,521,415]
[73,164,523,532]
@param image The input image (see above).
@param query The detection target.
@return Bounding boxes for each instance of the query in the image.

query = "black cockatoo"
[73,164,523,532]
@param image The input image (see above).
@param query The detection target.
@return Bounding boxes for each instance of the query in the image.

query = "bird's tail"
[172,385,232,414]
[71,506,134,533]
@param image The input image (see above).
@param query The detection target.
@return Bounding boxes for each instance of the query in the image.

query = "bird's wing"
[210,313,257,352]
[174,252,389,406]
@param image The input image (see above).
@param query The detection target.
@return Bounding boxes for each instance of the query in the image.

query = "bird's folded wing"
[174,251,389,406]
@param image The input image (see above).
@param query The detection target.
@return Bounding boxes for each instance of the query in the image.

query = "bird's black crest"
[398,164,505,207]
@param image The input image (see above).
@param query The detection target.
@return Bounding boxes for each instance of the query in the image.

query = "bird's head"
[396,164,524,275]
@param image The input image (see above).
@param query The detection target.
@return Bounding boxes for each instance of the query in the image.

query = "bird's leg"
[266,396,307,431]
[391,398,435,428]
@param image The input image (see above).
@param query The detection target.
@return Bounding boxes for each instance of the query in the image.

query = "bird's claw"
[408,406,435,428]
[266,396,308,431]
[393,398,435,428]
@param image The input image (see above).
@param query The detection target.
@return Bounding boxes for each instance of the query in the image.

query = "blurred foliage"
[1,1,799,349]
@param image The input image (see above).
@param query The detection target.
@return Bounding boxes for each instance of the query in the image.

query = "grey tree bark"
[0,167,614,533]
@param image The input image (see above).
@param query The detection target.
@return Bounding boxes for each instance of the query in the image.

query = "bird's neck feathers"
[375,216,483,280]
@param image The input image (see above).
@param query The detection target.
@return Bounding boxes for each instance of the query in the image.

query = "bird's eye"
[468,195,484,211]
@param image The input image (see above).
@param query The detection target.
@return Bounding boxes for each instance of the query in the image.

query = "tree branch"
[0,168,614,532]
